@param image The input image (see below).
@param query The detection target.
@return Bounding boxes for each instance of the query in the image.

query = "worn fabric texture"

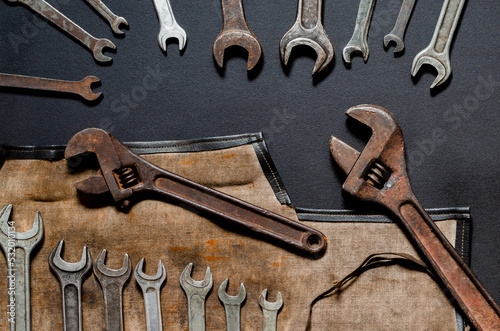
[0,137,467,330]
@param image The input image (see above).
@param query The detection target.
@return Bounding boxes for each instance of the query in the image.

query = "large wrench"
[384,0,417,53]
[93,249,132,331]
[213,0,262,70]
[411,0,467,88]
[279,0,334,74]
[218,278,246,331]
[152,0,187,52]
[0,73,102,101]
[48,240,92,331]
[0,204,43,331]
[134,258,166,331]
[258,289,283,331]
[64,128,326,255]
[84,0,129,34]
[329,104,500,331]
[9,0,115,62]
[343,0,376,63]
[180,263,213,331]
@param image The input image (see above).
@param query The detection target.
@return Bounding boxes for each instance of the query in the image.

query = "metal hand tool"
[93,249,132,331]
[64,128,326,255]
[9,0,115,62]
[134,258,166,331]
[213,0,262,70]
[0,204,43,331]
[84,0,128,34]
[48,240,92,331]
[384,0,416,53]
[411,0,467,88]
[218,278,246,331]
[0,73,102,101]
[180,263,213,331]
[258,289,283,331]
[343,0,376,63]
[152,0,187,52]
[329,104,500,331]
[279,0,334,74]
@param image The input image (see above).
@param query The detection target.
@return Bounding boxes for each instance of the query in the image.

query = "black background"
[1,0,499,307]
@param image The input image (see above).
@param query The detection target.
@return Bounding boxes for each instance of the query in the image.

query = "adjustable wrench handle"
[393,194,500,331]
[152,172,325,254]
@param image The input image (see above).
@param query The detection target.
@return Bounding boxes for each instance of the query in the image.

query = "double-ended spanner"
[280,0,334,74]
[152,0,187,52]
[0,204,44,331]
[343,0,376,63]
[49,240,92,331]
[180,263,213,331]
[9,0,115,62]
[411,0,467,88]
[0,73,102,102]
[329,104,500,331]
[84,0,128,34]
[218,278,246,331]
[64,128,326,256]
[258,289,283,331]
[384,0,417,53]
[213,0,262,70]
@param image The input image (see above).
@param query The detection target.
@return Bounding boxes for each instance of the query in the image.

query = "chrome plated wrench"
[258,289,283,331]
[0,205,43,331]
[384,0,417,53]
[218,279,246,331]
[152,0,187,52]
[84,0,128,34]
[180,263,213,331]
[343,0,376,63]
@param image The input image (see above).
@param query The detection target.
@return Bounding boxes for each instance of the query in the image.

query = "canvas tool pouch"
[0,133,470,330]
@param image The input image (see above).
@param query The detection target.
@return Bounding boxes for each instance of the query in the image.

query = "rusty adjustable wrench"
[64,129,326,255]
[329,105,500,331]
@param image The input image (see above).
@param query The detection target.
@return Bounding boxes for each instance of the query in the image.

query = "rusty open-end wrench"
[213,0,262,70]
[9,0,115,62]
[279,0,334,75]
[329,104,500,331]
[64,128,326,255]
[343,0,376,63]
[84,0,128,34]
[0,73,102,101]
[411,0,467,88]
[384,0,417,53]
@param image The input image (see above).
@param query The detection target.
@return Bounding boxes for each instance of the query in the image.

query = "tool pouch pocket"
[0,133,469,330]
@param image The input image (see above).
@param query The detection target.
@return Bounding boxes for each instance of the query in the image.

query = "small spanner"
[48,240,92,331]
[0,73,102,101]
[411,0,467,88]
[329,104,500,331]
[180,263,213,331]
[343,0,376,63]
[134,258,166,331]
[218,278,246,331]
[258,289,283,331]
[384,0,417,53]
[213,0,262,70]
[0,204,43,331]
[84,0,129,34]
[280,0,334,74]
[9,0,115,62]
[93,249,132,331]
[64,128,326,255]
[152,0,187,52]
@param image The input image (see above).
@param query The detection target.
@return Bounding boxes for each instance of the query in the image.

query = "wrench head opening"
[158,27,187,52]
[213,31,262,70]
[49,240,92,273]
[342,42,369,64]
[134,258,166,283]
[80,76,102,102]
[258,289,283,310]
[383,33,405,53]
[218,278,246,305]
[92,39,116,63]
[111,17,129,35]
[180,263,213,289]
[94,249,132,278]
[0,204,44,245]
[411,54,451,89]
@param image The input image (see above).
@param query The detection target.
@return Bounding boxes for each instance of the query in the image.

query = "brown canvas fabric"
[0,138,467,330]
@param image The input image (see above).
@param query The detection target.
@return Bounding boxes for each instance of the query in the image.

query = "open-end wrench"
[180,263,213,331]
[329,104,500,331]
[0,73,102,101]
[411,0,467,88]
[279,0,334,74]
[48,240,92,331]
[0,204,43,331]
[384,0,417,53]
[218,278,246,331]
[93,249,132,331]
[343,0,376,63]
[134,258,166,331]
[9,0,115,62]
[152,0,187,52]
[84,0,128,34]
[64,128,326,256]
[258,289,283,331]
[213,0,262,70]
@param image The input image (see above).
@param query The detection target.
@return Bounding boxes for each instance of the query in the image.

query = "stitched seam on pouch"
[298,212,469,218]
[254,143,287,202]
[130,137,261,150]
